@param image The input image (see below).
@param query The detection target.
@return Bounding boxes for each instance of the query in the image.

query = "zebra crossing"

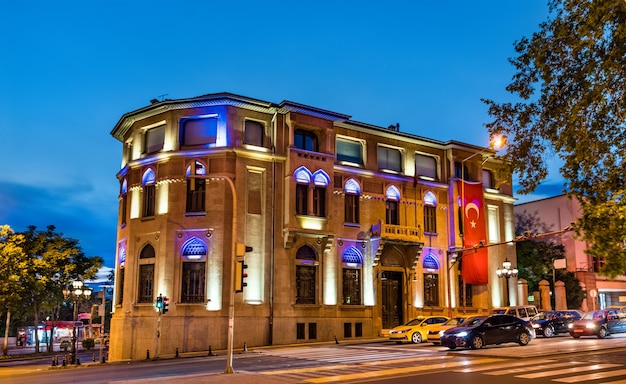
[258,347,626,383]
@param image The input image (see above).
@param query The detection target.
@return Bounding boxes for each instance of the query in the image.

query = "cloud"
[0,180,117,268]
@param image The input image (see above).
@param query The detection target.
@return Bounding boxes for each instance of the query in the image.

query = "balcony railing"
[381,223,423,243]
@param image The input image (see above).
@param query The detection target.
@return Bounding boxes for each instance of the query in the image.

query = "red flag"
[456,179,488,284]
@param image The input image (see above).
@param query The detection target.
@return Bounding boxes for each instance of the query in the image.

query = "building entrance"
[381,271,403,329]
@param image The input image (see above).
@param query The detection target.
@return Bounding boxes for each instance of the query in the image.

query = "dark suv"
[531,310,583,338]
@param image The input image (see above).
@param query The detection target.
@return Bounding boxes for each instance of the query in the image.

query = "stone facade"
[108,92,516,360]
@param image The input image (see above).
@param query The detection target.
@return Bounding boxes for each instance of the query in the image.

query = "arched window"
[138,244,155,303]
[424,191,437,233]
[294,167,312,215]
[423,252,440,307]
[295,245,317,304]
[422,253,439,270]
[344,178,360,224]
[312,170,329,217]
[181,237,207,303]
[385,185,401,225]
[120,179,128,227]
[142,169,156,218]
[186,161,206,213]
[342,246,362,305]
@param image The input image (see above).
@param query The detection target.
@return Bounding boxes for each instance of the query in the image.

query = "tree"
[482,0,626,277]
[0,225,28,356]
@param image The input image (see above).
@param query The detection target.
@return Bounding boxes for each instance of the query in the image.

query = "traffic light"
[155,294,163,312]
[235,260,248,292]
[162,296,170,314]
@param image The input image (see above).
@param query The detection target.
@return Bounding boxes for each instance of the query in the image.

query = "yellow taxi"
[426,317,469,345]
[389,316,449,344]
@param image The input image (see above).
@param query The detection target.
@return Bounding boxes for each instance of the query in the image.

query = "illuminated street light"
[496,258,518,306]
[63,280,92,365]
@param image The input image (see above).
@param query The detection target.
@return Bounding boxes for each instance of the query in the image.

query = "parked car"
[427,317,469,345]
[531,310,583,338]
[440,314,534,350]
[491,305,539,321]
[568,309,626,338]
[389,316,449,344]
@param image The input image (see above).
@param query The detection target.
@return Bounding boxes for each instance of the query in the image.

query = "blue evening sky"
[0,1,565,276]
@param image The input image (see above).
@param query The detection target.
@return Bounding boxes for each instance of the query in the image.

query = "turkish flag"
[456,179,488,284]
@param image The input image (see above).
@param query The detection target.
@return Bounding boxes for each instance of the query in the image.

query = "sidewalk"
[108,371,295,384]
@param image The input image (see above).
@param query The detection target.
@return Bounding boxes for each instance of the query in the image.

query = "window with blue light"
[385,185,400,225]
[181,117,217,146]
[296,245,317,304]
[138,244,155,304]
[121,179,128,227]
[342,246,362,305]
[424,191,437,233]
[422,253,440,270]
[186,161,206,213]
[344,179,360,224]
[181,237,207,304]
[142,169,156,218]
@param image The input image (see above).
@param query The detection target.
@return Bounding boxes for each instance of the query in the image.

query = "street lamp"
[496,258,518,306]
[63,280,92,364]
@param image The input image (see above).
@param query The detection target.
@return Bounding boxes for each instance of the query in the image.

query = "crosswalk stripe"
[516,364,621,379]
[600,378,626,384]
[553,368,626,383]
[300,358,503,383]
[484,361,584,375]
[455,359,559,373]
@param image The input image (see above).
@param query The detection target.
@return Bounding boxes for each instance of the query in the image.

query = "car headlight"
[532,323,540,329]
[455,331,468,337]
[585,323,597,329]
[439,330,445,337]
[567,323,573,329]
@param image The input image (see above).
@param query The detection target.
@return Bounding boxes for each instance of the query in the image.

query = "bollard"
[51,357,56,367]
[208,345,215,356]
[76,358,81,366]
[243,342,248,353]
[175,347,179,358]
[62,356,67,367]
[146,350,150,360]
[92,353,96,362]
[335,336,339,344]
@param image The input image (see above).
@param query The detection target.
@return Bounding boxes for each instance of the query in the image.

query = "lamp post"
[496,258,518,306]
[63,280,92,365]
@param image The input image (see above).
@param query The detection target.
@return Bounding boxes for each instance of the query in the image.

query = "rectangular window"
[487,205,500,244]
[342,269,361,305]
[186,178,206,212]
[313,186,326,217]
[415,154,438,180]
[181,262,206,303]
[143,184,156,217]
[336,138,363,165]
[355,323,363,337]
[454,161,471,180]
[121,194,127,227]
[244,120,264,146]
[294,129,317,151]
[424,205,436,233]
[296,265,316,304]
[144,125,165,154]
[378,146,402,172]
[295,184,308,215]
[345,194,360,224]
[117,267,125,305]
[308,323,317,340]
[344,323,352,338]
[459,277,473,307]
[181,117,217,146]
[138,264,154,303]
[423,273,439,306]
[483,169,495,189]
[296,323,305,339]
[386,200,399,225]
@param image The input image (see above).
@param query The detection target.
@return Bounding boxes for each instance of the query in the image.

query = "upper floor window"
[482,169,495,189]
[120,179,128,227]
[181,116,217,146]
[415,154,438,181]
[422,253,440,271]
[294,167,311,215]
[424,191,437,233]
[294,129,318,152]
[142,169,156,218]
[344,178,360,224]
[244,120,264,147]
[296,245,318,304]
[337,138,364,166]
[385,185,400,225]
[186,161,206,213]
[454,161,471,181]
[312,171,329,217]
[294,167,329,218]
[342,247,362,305]
[144,124,165,154]
[378,146,402,173]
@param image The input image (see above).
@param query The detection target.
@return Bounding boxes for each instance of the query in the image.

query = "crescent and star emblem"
[465,202,480,229]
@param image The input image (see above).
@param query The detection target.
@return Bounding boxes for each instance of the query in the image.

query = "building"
[515,194,626,311]
[108,92,516,360]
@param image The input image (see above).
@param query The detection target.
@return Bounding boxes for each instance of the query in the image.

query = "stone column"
[517,278,529,305]
[554,281,567,310]
[539,280,552,311]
